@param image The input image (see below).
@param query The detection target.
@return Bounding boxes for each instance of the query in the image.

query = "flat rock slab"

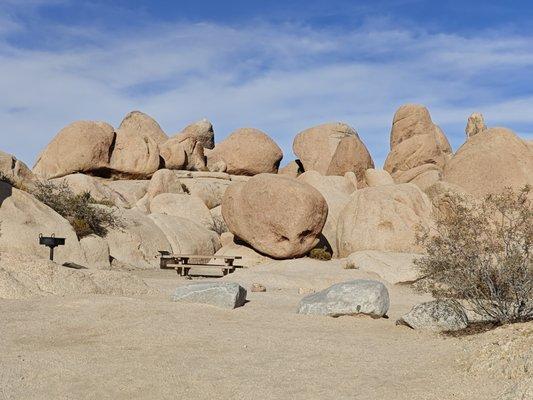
[297,279,389,318]
[396,300,468,332]
[172,282,247,309]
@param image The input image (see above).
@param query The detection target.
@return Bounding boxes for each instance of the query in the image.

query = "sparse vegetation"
[31,180,123,239]
[415,186,532,325]
[212,214,228,235]
[309,246,332,261]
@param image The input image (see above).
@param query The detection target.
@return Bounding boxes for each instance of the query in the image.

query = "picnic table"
[158,251,244,277]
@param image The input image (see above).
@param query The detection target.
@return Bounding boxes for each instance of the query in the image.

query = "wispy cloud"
[0,4,532,167]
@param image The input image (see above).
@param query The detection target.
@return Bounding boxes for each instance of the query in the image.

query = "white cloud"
[0,13,532,168]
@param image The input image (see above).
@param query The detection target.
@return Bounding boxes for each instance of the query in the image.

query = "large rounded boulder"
[109,111,164,178]
[337,183,433,257]
[221,174,328,258]
[33,121,115,179]
[293,122,374,182]
[443,127,533,198]
[384,104,452,187]
[207,128,283,175]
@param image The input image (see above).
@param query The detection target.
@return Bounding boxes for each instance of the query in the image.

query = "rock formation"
[443,127,533,198]
[337,183,433,256]
[33,121,115,179]
[222,174,328,258]
[384,104,452,190]
[207,128,283,175]
[293,122,374,182]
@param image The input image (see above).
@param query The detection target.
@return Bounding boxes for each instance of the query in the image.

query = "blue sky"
[1,0,532,167]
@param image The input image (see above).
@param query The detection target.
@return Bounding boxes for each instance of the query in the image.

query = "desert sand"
[0,261,520,400]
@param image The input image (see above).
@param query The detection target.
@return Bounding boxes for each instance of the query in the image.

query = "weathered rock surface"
[0,182,86,265]
[33,121,115,179]
[116,111,167,144]
[443,127,533,198]
[105,208,171,268]
[172,282,247,309]
[52,173,128,207]
[148,214,220,256]
[214,232,270,267]
[0,252,150,299]
[222,174,328,259]
[159,138,187,170]
[135,169,185,212]
[337,183,433,257]
[364,169,394,187]
[293,122,374,182]
[180,177,232,209]
[297,279,390,318]
[179,118,215,150]
[0,150,37,191]
[150,193,214,230]
[100,180,149,208]
[346,250,421,284]
[278,160,303,178]
[79,234,111,269]
[207,128,283,175]
[297,171,355,256]
[384,104,451,185]
[397,300,468,332]
[465,112,486,138]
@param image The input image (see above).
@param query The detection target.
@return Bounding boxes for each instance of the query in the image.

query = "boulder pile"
[0,104,529,279]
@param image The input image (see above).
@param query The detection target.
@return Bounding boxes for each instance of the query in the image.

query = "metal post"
[49,246,54,261]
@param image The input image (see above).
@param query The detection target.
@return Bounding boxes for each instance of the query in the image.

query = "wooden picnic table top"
[160,254,243,260]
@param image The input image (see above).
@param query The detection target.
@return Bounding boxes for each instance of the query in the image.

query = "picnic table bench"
[158,251,243,277]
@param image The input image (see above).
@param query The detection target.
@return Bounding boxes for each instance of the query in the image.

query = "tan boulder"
[51,173,128,207]
[222,174,328,259]
[384,104,451,184]
[207,128,283,175]
[179,177,232,209]
[278,160,303,178]
[0,150,37,191]
[0,182,86,265]
[108,110,167,178]
[297,171,356,256]
[293,122,374,181]
[364,169,394,187]
[104,208,171,268]
[148,213,220,256]
[135,169,185,212]
[116,111,167,144]
[337,183,433,256]
[159,138,187,170]
[33,121,115,179]
[442,127,533,198]
[179,118,215,150]
[346,251,421,284]
[99,179,149,208]
[79,234,111,269]
[465,112,487,138]
[150,193,215,230]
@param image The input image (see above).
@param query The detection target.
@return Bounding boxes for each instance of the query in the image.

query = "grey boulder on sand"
[172,282,247,309]
[297,279,389,318]
[396,300,468,332]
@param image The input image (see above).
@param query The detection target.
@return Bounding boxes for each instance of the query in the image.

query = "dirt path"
[1,266,508,400]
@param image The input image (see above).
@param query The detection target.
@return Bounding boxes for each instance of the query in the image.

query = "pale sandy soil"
[0,263,516,400]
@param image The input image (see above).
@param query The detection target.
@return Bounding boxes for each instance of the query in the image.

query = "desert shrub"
[32,181,122,239]
[309,246,332,261]
[415,186,532,325]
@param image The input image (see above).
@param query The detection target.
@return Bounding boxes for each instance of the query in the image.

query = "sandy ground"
[0,263,513,400]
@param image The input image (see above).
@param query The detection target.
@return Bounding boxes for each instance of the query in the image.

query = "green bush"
[32,181,123,239]
[309,246,332,261]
